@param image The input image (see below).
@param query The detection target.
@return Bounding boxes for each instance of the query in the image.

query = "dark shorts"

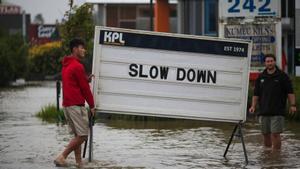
[259,116,285,134]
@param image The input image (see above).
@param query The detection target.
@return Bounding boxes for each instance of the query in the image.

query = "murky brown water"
[1,81,300,169]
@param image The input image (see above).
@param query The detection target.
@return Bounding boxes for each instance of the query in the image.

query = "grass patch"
[36,104,65,123]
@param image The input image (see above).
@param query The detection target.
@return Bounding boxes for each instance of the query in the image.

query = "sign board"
[219,0,280,19]
[224,24,277,72]
[0,5,21,15]
[92,27,252,123]
[37,25,57,38]
[29,24,60,45]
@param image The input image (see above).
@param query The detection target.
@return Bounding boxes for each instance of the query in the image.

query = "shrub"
[28,41,64,78]
[0,32,28,86]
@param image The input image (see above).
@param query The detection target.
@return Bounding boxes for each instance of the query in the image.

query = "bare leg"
[263,134,272,147]
[74,145,82,163]
[271,133,281,150]
[74,136,88,166]
[61,136,87,158]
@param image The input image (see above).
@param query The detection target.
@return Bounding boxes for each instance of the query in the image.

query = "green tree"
[59,3,95,73]
[0,31,28,86]
[33,13,45,24]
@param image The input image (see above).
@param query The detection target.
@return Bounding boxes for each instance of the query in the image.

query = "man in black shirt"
[249,54,297,150]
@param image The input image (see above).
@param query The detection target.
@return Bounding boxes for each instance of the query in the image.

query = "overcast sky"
[5,0,86,24]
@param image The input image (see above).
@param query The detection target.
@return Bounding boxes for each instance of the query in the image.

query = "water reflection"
[0,82,300,168]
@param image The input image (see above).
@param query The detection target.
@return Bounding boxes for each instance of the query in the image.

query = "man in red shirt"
[54,38,95,167]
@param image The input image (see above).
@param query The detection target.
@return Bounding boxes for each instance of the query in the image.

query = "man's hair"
[264,54,276,62]
[69,38,85,52]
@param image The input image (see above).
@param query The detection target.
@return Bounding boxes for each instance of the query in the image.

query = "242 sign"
[219,0,280,18]
[229,0,271,13]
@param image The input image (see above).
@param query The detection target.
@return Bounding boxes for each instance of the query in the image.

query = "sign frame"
[92,26,252,123]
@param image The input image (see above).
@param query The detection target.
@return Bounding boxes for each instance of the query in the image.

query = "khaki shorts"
[259,116,285,134]
[63,106,89,136]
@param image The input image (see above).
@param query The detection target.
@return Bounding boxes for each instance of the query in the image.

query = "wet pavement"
[1,81,300,169]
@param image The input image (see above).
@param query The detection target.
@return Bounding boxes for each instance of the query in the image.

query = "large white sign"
[219,0,280,19]
[92,27,252,123]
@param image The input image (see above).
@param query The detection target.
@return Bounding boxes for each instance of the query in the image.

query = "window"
[204,0,217,36]
[107,6,118,27]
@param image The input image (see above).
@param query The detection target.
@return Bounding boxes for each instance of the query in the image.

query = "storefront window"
[204,0,217,36]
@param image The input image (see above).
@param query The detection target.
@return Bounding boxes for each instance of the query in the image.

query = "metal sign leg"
[82,138,88,158]
[238,123,248,164]
[223,124,238,158]
[223,121,248,165]
[88,115,94,162]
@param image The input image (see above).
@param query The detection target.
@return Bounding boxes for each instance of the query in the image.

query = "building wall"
[281,0,295,74]
[95,4,177,33]
[177,0,217,36]
[0,14,30,38]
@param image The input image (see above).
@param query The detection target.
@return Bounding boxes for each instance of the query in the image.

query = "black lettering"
[129,64,138,77]
[160,67,169,80]
[197,70,206,83]
[207,71,216,84]
[187,69,195,82]
[149,66,158,79]
[176,68,185,81]
[139,65,148,78]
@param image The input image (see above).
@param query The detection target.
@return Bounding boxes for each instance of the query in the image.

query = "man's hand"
[249,106,255,114]
[90,108,95,117]
[289,106,297,115]
[88,74,95,83]
[249,96,258,114]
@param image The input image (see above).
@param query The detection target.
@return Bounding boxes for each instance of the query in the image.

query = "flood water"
[1,81,300,169]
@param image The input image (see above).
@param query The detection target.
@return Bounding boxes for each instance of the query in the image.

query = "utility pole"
[150,0,153,31]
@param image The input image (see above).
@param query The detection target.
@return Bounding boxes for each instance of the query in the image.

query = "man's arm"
[288,94,297,114]
[283,73,296,114]
[249,75,261,114]
[249,96,259,114]
[74,65,95,111]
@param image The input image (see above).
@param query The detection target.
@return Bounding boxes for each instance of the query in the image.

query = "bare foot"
[54,154,67,167]
[76,161,83,168]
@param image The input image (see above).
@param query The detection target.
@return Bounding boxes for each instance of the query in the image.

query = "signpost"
[91,27,252,163]
[219,0,281,79]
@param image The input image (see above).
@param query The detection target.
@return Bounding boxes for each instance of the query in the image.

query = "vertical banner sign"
[92,27,252,123]
[296,48,300,76]
[296,1,300,76]
[224,24,276,72]
[219,0,281,74]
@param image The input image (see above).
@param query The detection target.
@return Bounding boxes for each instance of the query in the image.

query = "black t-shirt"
[254,68,294,116]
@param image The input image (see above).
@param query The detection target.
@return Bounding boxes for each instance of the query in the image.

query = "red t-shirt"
[61,55,94,108]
